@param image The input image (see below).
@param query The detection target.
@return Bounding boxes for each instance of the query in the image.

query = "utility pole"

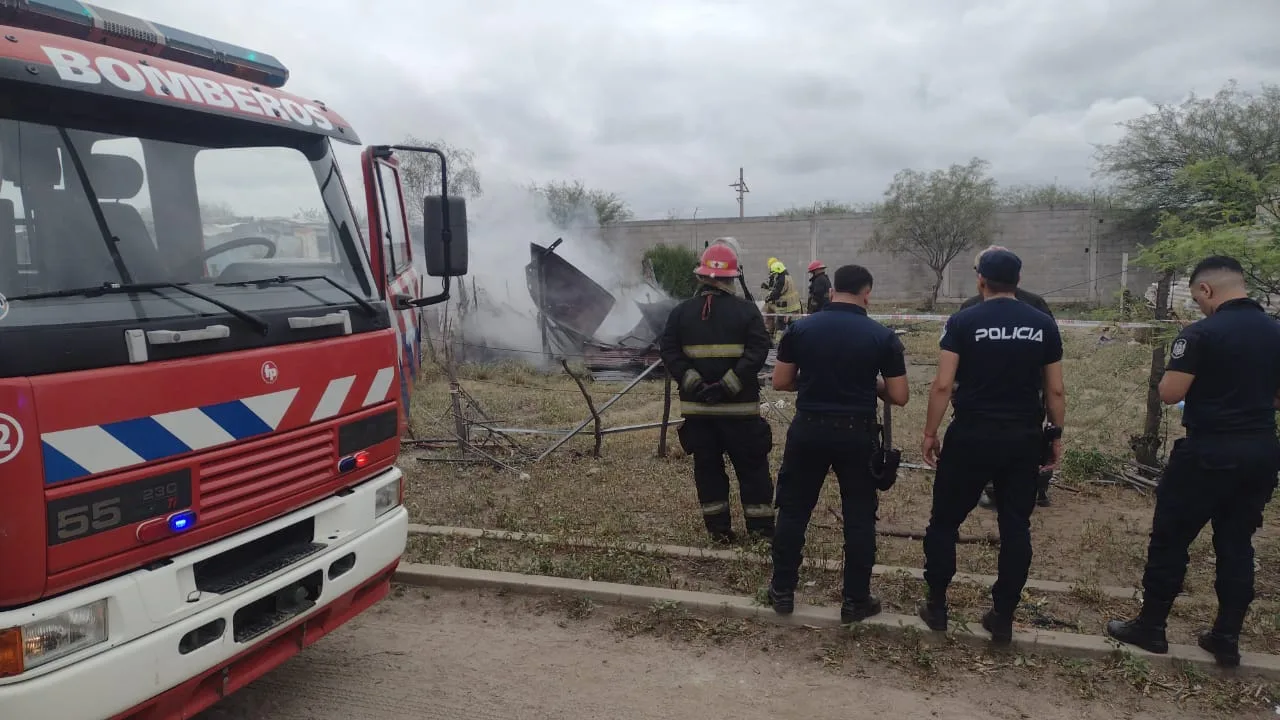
[730,167,749,218]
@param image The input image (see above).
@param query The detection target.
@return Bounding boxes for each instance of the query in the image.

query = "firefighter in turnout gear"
[660,244,776,543]
[762,258,803,336]
[807,260,832,313]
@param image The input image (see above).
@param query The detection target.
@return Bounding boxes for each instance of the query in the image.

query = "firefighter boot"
[766,584,795,616]
[1198,605,1246,668]
[981,608,1014,644]
[703,508,737,545]
[1036,470,1052,508]
[1106,598,1174,654]
[918,588,949,632]
[840,595,882,624]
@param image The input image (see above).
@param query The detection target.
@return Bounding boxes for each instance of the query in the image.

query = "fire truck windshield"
[0,116,382,377]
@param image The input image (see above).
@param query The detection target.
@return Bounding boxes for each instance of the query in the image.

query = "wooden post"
[449,382,467,451]
[1120,252,1129,314]
[1133,270,1172,466]
[657,371,673,457]
[562,359,603,458]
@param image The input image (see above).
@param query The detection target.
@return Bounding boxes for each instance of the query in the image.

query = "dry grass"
[402,322,1280,656]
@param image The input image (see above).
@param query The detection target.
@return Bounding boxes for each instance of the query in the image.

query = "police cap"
[977,249,1022,285]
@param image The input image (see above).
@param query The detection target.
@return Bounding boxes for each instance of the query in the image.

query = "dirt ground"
[404,323,1280,653]
[198,587,1272,720]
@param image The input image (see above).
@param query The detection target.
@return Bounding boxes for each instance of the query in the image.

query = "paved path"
[199,587,1191,720]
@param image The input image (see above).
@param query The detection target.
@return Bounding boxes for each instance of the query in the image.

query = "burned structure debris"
[526,241,677,375]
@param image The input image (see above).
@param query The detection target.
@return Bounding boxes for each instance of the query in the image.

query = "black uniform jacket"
[807,272,831,313]
[659,286,772,417]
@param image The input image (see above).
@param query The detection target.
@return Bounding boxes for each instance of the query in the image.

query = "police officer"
[659,243,776,544]
[807,260,832,313]
[1107,255,1280,668]
[958,245,1056,509]
[918,248,1066,642]
[762,258,802,336]
[766,265,909,622]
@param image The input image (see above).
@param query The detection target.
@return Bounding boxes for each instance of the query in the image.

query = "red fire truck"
[0,3,468,718]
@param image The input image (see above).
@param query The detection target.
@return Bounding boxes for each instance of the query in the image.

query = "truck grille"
[198,429,334,523]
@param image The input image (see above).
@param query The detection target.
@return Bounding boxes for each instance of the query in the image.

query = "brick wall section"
[603,205,1158,304]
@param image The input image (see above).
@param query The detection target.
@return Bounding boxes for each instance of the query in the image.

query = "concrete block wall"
[604,205,1156,304]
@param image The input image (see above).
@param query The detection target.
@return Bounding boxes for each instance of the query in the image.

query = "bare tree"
[397,136,484,223]
[531,180,634,229]
[868,157,998,309]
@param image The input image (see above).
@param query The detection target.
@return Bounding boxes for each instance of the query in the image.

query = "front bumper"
[0,467,409,720]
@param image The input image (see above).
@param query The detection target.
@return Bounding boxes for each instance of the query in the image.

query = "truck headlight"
[374,474,402,518]
[0,599,108,677]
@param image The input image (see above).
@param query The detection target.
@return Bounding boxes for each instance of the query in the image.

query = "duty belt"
[794,411,877,430]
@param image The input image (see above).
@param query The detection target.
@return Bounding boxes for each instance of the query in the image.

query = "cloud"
[77,0,1280,217]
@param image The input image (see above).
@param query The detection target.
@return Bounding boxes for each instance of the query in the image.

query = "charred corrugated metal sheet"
[526,241,677,376]
[526,242,616,342]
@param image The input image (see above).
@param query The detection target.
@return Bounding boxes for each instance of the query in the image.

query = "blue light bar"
[0,0,290,88]
[168,510,197,533]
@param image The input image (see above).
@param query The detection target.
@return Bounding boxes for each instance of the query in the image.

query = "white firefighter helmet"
[710,236,742,258]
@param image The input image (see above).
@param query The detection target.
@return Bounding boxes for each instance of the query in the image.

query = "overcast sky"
[102,0,1280,220]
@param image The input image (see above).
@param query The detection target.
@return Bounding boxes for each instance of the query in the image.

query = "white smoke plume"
[422,181,668,366]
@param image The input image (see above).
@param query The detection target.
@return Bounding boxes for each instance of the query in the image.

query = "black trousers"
[678,416,776,536]
[1142,433,1280,617]
[923,418,1042,615]
[770,413,877,600]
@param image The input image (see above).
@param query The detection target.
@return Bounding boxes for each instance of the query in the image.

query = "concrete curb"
[394,562,1280,681]
[407,524,1139,600]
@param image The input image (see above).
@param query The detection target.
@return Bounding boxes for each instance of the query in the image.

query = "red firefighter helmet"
[807,260,826,273]
[694,243,742,278]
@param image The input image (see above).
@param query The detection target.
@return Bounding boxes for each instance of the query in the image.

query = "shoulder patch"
[1170,338,1187,359]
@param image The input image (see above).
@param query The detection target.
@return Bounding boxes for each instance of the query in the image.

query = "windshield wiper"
[8,282,270,335]
[215,275,379,317]
[56,128,133,285]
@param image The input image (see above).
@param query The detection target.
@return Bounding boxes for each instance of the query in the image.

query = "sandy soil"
[197,587,1230,720]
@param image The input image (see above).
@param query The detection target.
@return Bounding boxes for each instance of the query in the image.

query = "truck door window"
[374,161,410,276]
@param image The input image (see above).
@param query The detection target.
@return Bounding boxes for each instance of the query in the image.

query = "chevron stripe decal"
[40,366,395,485]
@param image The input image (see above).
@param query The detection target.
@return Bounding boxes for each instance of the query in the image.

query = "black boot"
[841,595,882,624]
[918,588,948,631]
[982,608,1014,644]
[1106,598,1174,654]
[1198,605,1247,668]
[1198,631,1240,668]
[746,523,775,541]
[766,584,794,615]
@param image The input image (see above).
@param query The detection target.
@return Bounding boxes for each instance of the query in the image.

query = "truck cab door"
[361,148,422,431]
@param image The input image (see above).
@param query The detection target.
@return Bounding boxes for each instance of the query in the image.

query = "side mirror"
[392,293,414,310]
[423,196,468,278]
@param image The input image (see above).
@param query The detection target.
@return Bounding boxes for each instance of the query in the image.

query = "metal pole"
[1120,252,1129,308]
[535,359,663,461]
[604,419,684,435]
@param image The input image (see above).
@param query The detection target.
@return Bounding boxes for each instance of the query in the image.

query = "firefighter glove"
[695,382,728,405]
